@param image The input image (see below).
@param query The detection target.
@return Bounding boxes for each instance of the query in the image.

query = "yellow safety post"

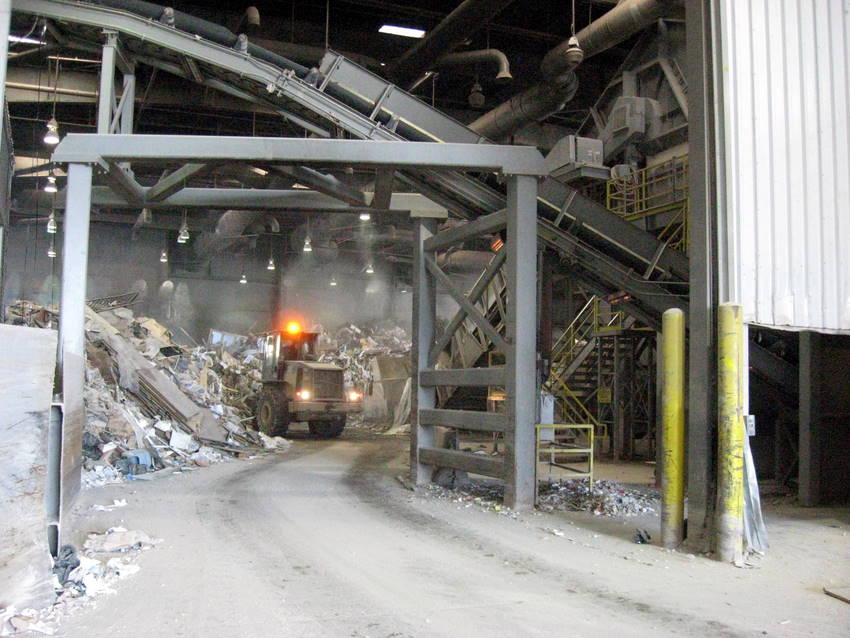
[716,304,745,563]
[661,308,686,548]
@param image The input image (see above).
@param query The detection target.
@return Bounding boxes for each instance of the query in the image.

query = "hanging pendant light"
[267,256,276,270]
[239,272,248,284]
[160,249,168,263]
[329,276,337,287]
[44,173,57,193]
[365,263,374,274]
[43,118,60,145]
[359,212,371,221]
[303,235,312,252]
[46,212,57,234]
[47,238,57,259]
[177,210,189,243]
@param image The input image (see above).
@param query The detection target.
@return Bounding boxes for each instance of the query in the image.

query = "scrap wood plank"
[824,587,850,605]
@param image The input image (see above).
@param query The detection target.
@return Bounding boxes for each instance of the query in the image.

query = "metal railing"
[606,155,690,251]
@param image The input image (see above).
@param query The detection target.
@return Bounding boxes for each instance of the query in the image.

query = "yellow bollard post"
[661,308,686,548]
[716,303,745,563]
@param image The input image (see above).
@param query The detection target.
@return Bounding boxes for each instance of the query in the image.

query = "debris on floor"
[537,479,658,517]
[422,481,519,519]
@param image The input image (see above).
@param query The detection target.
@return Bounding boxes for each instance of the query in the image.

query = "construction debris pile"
[8,300,288,487]
[422,480,520,519]
[81,306,288,483]
[317,320,411,389]
[537,479,658,517]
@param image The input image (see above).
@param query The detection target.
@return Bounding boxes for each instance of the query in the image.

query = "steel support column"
[411,218,438,485]
[685,0,719,549]
[504,174,538,510]
[97,32,119,134]
[56,163,93,534]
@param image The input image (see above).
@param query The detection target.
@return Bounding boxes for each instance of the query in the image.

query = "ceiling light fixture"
[329,276,337,287]
[359,212,371,221]
[46,212,57,234]
[267,256,276,271]
[43,118,60,145]
[303,235,312,252]
[160,249,168,263]
[239,272,247,284]
[378,25,425,38]
[177,210,190,243]
[47,239,57,259]
[43,173,57,193]
[365,263,374,274]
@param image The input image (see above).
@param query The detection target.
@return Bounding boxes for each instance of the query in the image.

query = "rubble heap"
[537,479,658,517]
[317,320,411,390]
[8,300,286,486]
[81,306,285,483]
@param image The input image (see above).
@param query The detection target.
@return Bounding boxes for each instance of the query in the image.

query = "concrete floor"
[60,430,850,637]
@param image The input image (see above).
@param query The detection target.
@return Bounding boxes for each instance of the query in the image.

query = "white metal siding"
[717,0,850,333]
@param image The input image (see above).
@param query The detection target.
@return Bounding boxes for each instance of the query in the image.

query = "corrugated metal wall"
[717,0,850,333]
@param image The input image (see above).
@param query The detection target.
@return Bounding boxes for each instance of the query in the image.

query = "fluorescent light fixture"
[379,25,425,38]
[9,35,47,45]
[359,212,371,221]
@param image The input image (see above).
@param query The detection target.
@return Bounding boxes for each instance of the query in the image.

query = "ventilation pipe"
[192,210,279,259]
[542,0,676,78]
[433,49,512,85]
[388,0,517,90]
[470,0,680,141]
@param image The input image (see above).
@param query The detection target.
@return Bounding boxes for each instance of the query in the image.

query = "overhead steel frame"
[50,134,546,516]
[412,177,541,511]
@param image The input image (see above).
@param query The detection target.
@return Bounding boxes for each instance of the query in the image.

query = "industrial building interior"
[1,0,848,636]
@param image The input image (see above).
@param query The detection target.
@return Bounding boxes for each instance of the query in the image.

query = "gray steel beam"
[798,332,821,506]
[418,409,507,433]
[96,31,118,134]
[0,0,10,156]
[428,249,506,366]
[424,253,510,355]
[102,160,145,205]
[419,367,505,387]
[146,163,213,202]
[411,218,438,485]
[423,209,506,252]
[57,162,93,532]
[685,0,719,550]
[51,134,547,175]
[504,174,538,510]
[418,447,504,479]
[273,165,368,207]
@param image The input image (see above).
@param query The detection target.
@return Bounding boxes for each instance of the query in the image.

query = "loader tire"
[256,390,289,436]
[308,417,345,439]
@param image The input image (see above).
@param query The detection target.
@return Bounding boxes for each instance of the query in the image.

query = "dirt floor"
[55,428,850,638]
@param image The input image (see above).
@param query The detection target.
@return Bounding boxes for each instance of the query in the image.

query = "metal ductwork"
[193,210,279,259]
[542,0,678,78]
[388,0,517,90]
[433,49,512,85]
[471,0,680,141]
[469,74,579,142]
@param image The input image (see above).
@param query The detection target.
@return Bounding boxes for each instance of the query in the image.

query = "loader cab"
[261,323,319,383]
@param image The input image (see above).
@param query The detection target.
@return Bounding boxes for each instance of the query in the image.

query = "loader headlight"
[348,391,361,402]
[296,389,311,400]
